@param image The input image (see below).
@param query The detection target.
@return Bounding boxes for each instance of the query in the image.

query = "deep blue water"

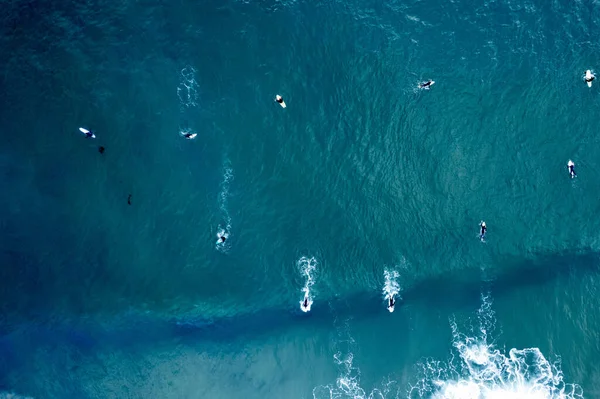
[1,0,600,397]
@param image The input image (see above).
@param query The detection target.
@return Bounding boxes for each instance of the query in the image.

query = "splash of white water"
[298,256,317,312]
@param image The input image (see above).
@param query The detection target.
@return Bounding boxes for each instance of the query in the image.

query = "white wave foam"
[312,294,583,399]
[383,269,401,313]
[177,66,199,108]
[298,256,317,312]
[312,321,394,399]
[410,295,584,399]
[216,161,233,252]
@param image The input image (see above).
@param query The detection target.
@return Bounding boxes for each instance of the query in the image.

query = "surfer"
[387,295,395,312]
[217,231,228,244]
[568,160,576,178]
[79,127,95,139]
[585,70,595,87]
[181,131,197,140]
[302,296,309,309]
[275,94,287,108]
[127,194,132,205]
[480,221,487,240]
[419,80,435,90]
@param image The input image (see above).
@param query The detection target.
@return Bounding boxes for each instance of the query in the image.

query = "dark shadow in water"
[0,248,598,370]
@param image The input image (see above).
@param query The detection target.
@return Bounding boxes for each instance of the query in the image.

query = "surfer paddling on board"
[79,127,95,139]
[567,160,576,178]
[217,230,228,244]
[301,295,310,311]
[419,80,435,90]
[479,221,487,241]
[181,131,197,140]
[585,70,595,87]
[387,294,395,313]
[275,94,286,108]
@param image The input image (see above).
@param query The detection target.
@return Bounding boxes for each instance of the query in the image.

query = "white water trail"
[382,269,401,313]
[409,294,584,399]
[177,66,199,109]
[312,320,395,399]
[216,160,233,252]
[298,256,317,312]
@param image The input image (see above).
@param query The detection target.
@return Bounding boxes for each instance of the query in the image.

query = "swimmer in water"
[585,70,595,87]
[98,146,105,154]
[127,194,132,205]
[419,80,435,89]
[275,94,287,108]
[480,221,487,240]
[568,160,576,178]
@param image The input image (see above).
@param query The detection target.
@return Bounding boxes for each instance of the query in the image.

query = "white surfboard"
[387,295,395,312]
[275,95,286,108]
[79,127,95,138]
[585,70,594,87]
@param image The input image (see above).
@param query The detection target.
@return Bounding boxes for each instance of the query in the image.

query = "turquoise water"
[1,0,600,397]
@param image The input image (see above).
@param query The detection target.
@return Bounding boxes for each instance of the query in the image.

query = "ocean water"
[1,0,600,397]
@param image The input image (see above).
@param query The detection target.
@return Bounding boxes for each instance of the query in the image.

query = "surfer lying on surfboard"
[585,70,595,87]
[419,80,435,90]
[79,127,95,138]
[217,230,228,244]
[181,131,197,140]
[275,95,286,108]
[480,221,487,241]
[387,294,395,312]
[302,296,309,310]
[568,160,576,178]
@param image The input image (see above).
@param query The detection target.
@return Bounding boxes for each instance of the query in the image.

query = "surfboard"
[585,71,593,87]
[79,127,95,138]
[275,95,286,108]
